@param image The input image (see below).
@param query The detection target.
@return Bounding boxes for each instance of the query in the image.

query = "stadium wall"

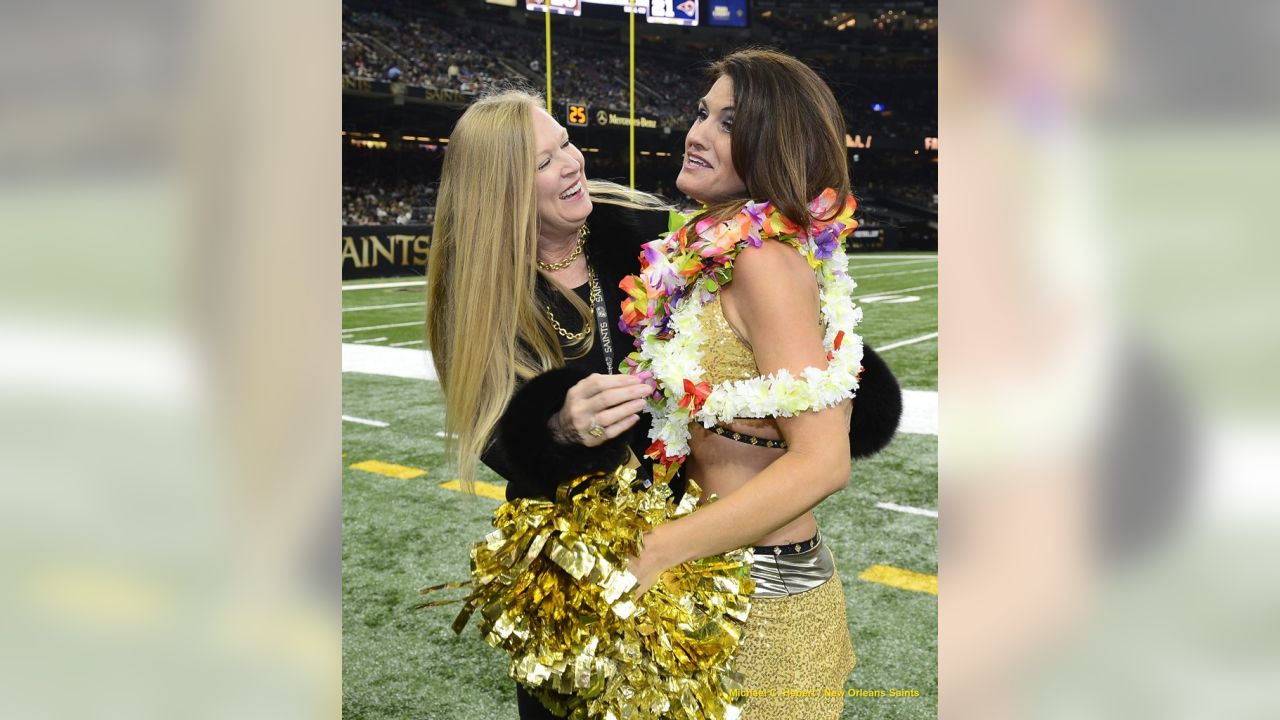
[342,225,431,279]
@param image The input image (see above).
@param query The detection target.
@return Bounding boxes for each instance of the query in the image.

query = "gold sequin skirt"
[732,553,857,720]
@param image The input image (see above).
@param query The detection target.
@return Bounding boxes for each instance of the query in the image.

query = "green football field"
[342,252,937,719]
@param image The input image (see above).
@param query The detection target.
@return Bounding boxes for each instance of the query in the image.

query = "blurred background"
[1,0,1277,719]
[940,0,1280,717]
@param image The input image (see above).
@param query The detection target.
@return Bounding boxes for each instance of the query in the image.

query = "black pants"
[515,683,567,719]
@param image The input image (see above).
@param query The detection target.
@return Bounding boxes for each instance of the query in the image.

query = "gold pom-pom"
[449,466,753,720]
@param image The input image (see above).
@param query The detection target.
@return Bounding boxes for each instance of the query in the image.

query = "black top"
[478,203,670,500]
[542,262,629,379]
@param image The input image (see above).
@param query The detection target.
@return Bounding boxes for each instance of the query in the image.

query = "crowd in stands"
[340,175,935,227]
[344,10,526,93]
[342,4,935,139]
[895,185,939,211]
[341,2,935,225]
[343,6,700,126]
[343,180,435,226]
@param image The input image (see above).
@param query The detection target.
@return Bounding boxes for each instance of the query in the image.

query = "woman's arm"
[484,204,666,501]
[629,239,853,589]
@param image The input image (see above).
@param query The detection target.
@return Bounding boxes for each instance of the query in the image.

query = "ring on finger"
[588,421,605,439]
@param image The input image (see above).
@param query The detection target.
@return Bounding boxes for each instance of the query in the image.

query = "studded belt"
[749,531,836,599]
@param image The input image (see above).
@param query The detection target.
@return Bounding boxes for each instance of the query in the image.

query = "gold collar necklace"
[537,224,589,272]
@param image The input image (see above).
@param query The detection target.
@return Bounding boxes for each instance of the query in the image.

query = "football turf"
[342,252,937,719]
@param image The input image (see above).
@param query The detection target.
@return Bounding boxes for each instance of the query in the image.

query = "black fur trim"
[584,203,668,288]
[499,366,634,501]
[850,346,902,458]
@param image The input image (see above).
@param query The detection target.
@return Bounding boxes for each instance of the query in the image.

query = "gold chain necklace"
[544,264,601,343]
[537,224,589,272]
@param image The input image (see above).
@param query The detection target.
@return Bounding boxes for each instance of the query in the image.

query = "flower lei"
[619,188,864,468]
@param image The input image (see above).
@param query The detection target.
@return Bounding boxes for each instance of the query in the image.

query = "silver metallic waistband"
[749,535,836,599]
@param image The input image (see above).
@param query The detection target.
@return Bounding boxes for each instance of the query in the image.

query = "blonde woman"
[425,90,674,719]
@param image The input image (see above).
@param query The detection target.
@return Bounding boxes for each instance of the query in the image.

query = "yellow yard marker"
[438,479,506,502]
[349,460,426,480]
[858,564,938,595]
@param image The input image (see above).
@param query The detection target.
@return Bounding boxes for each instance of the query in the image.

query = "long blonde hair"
[427,90,669,492]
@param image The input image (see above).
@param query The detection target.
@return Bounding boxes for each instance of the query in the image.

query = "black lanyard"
[587,264,615,374]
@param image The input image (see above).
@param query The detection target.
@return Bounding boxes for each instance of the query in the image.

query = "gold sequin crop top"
[699,293,761,386]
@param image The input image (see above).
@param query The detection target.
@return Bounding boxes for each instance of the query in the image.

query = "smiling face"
[531,104,591,241]
[676,75,747,204]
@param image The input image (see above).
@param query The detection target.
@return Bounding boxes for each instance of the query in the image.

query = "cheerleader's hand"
[626,528,676,598]
[626,551,660,598]
[551,371,655,447]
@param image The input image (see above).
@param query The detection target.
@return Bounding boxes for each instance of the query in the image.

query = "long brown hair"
[427,90,670,493]
[702,48,851,226]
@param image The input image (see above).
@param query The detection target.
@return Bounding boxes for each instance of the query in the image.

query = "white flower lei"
[629,205,865,462]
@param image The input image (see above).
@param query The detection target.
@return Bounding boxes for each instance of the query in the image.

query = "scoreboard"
[525,0,581,17]
[566,102,589,126]
[527,0,699,26]
[648,0,699,26]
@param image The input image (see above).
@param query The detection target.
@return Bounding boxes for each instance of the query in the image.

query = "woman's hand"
[549,371,655,446]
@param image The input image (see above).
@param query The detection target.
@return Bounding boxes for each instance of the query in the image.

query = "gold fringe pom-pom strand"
[437,465,754,720]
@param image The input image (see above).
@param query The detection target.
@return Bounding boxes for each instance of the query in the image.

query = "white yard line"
[848,254,937,260]
[352,337,387,344]
[845,258,937,270]
[342,344,936,435]
[876,501,938,518]
[390,339,424,347]
[854,283,937,299]
[856,268,938,280]
[342,343,437,381]
[343,302,425,313]
[342,280,426,291]
[900,389,938,436]
[879,332,938,351]
[343,415,389,428]
[343,320,424,333]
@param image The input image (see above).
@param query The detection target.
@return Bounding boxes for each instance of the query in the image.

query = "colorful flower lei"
[619,188,865,467]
